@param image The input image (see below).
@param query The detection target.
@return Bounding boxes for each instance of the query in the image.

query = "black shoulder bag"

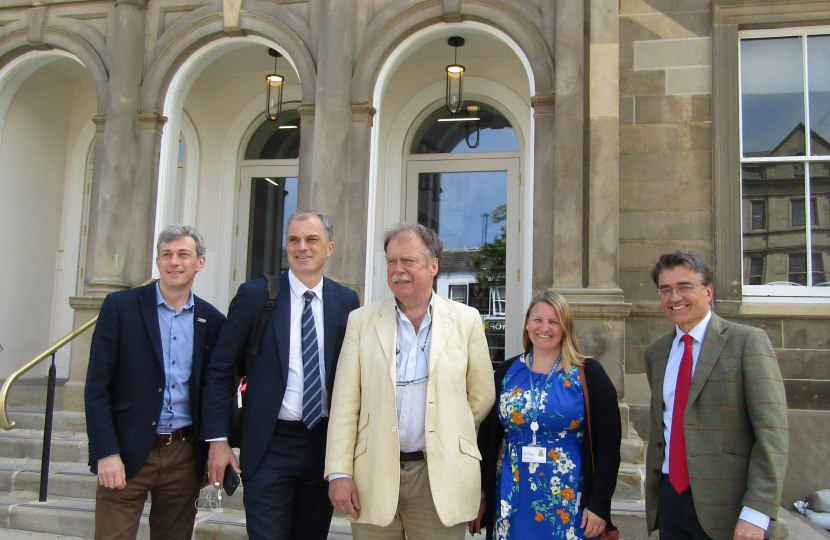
[228,274,280,448]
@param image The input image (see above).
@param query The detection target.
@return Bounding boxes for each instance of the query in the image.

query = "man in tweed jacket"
[644,251,788,540]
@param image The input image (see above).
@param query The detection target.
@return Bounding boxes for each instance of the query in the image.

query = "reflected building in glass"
[740,36,830,287]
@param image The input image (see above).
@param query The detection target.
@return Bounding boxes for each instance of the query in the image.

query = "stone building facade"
[0,0,826,506]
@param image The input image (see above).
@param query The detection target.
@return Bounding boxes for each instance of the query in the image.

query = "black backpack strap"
[249,274,280,359]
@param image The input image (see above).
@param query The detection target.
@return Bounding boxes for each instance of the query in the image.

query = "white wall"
[0,59,95,379]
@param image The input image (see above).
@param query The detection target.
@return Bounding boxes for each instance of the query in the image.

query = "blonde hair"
[522,289,588,370]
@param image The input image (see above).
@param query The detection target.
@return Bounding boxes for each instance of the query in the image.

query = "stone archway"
[0,28,108,116]
[0,49,99,379]
[350,3,554,105]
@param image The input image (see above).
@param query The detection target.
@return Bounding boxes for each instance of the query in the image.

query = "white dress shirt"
[661,309,769,531]
[279,270,328,421]
[394,296,433,453]
[328,295,434,483]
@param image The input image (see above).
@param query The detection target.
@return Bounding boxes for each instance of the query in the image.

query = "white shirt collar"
[675,309,712,344]
[287,270,324,300]
[394,293,434,322]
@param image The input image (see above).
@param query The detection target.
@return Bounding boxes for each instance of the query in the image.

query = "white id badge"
[521,446,547,464]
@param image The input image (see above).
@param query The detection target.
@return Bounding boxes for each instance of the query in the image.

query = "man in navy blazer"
[85,225,225,540]
[202,210,360,540]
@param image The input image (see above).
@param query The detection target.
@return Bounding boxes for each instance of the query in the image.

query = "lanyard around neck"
[527,351,561,424]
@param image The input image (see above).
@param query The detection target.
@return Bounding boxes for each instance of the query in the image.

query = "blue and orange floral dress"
[494,354,586,540]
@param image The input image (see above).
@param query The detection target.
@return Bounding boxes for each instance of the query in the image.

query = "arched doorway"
[149,39,305,308]
[0,53,97,377]
[366,27,534,362]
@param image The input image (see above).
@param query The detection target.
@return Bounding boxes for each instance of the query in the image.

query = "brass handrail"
[0,278,156,430]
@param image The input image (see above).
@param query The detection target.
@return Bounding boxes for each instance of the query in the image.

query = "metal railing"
[0,278,155,501]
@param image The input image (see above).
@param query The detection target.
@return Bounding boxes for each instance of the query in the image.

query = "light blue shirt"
[155,283,195,433]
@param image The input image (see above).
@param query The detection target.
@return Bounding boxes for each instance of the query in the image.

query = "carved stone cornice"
[91,114,106,134]
[115,0,147,8]
[351,103,376,125]
[531,93,556,115]
[138,112,167,135]
[297,104,315,125]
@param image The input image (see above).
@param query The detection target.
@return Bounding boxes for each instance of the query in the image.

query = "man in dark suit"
[644,251,788,540]
[202,210,360,540]
[85,224,225,540]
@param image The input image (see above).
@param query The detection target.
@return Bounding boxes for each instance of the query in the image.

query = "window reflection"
[417,170,508,365]
[740,34,830,287]
[245,109,300,159]
[246,177,298,279]
[741,37,804,157]
[809,36,830,155]
[742,163,808,285]
[811,162,830,285]
[411,102,518,154]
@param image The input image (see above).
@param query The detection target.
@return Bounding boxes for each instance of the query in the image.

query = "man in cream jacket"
[326,223,495,540]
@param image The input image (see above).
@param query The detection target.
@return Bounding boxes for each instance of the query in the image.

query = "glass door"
[234,164,298,290]
[406,156,521,365]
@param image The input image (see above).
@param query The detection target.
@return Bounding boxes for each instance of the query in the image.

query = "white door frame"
[403,154,522,356]
[232,162,299,297]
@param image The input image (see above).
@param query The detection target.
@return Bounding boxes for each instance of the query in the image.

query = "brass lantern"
[265,48,284,122]
[445,37,465,114]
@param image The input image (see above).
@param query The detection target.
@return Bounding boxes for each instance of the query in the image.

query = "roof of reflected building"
[441,248,480,272]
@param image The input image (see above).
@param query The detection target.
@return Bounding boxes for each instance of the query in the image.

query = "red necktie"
[669,334,693,494]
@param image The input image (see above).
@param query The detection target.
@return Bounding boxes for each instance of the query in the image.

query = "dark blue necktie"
[301,291,322,429]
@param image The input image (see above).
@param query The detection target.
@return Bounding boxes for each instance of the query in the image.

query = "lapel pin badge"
[198,318,207,323]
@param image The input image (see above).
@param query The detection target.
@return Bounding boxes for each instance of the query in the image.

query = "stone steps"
[0,496,355,540]
[3,410,86,435]
[3,380,66,411]
[0,431,87,465]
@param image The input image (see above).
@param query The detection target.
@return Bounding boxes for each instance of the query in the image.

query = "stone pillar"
[297,104,315,210]
[311,0,359,288]
[550,0,585,290]
[587,0,621,289]
[65,0,156,410]
[84,0,150,295]
[581,0,644,501]
[347,104,376,302]
[64,297,103,412]
[531,94,556,293]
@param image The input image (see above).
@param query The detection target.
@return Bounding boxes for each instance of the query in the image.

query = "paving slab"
[0,532,84,540]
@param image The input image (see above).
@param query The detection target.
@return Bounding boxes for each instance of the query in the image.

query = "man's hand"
[329,477,360,519]
[207,441,241,490]
[468,496,485,535]
[97,455,126,490]
[581,508,607,538]
[734,519,764,540]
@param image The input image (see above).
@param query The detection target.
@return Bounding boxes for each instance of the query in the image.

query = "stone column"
[531,94,556,293]
[297,104,315,210]
[550,0,585,291]
[346,104,376,302]
[310,0,359,288]
[587,0,621,289]
[84,0,150,295]
[65,0,155,410]
[577,0,643,501]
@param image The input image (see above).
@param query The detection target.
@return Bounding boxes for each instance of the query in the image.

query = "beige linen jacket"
[325,295,495,527]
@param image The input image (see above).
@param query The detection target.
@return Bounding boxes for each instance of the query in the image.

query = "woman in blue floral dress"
[473,290,622,540]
